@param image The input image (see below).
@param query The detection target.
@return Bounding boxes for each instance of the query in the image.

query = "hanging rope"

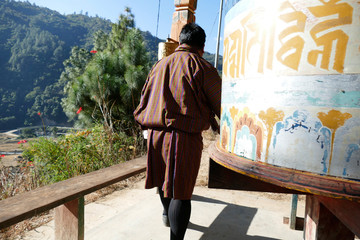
[156,0,161,38]
[209,10,219,39]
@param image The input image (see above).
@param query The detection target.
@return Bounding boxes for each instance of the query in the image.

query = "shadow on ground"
[190,194,279,240]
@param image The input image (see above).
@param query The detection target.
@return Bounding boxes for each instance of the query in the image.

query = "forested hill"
[0,0,221,131]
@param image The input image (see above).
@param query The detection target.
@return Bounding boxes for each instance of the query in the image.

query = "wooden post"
[55,197,84,240]
[304,195,354,240]
[170,0,197,42]
[290,194,298,230]
[158,0,198,60]
[317,195,360,238]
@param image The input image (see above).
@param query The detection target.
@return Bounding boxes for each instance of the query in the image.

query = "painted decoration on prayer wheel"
[219,0,360,181]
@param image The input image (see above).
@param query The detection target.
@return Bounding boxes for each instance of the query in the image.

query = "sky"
[19,0,224,54]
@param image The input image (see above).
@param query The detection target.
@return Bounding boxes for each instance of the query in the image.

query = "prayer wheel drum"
[213,0,360,199]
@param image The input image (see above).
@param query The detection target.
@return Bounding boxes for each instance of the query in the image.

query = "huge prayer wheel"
[212,0,360,200]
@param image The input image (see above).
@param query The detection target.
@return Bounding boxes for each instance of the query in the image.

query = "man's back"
[134,44,221,133]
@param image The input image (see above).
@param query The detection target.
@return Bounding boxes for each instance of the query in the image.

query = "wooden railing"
[0,156,147,240]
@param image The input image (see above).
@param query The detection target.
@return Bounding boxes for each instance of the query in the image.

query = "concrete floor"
[22,179,305,240]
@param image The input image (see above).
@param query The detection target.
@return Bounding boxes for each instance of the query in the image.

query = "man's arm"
[202,65,222,133]
[203,66,222,118]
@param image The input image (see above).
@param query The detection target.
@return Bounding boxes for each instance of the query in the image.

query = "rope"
[209,10,219,39]
[156,0,161,38]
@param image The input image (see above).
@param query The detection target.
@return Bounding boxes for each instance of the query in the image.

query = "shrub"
[22,125,144,185]
[20,128,36,138]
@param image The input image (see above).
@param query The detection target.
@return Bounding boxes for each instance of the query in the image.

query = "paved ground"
[2,131,305,239]
[21,179,305,240]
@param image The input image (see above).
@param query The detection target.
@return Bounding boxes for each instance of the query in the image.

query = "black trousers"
[159,188,191,240]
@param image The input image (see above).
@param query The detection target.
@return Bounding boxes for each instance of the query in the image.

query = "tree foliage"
[0,0,112,130]
[0,0,221,130]
[61,9,150,135]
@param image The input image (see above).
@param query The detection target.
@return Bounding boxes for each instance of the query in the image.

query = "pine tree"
[61,8,150,135]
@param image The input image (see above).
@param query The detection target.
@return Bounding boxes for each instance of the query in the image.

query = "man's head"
[179,23,206,52]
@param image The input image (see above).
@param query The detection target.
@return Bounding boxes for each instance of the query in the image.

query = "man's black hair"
[179,23,206,49]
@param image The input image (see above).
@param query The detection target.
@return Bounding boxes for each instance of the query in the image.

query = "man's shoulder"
[181,51,214,69]
[200,56,214,68]
[161,50,216,71]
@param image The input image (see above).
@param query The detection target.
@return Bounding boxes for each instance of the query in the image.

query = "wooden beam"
[55,197,84,240]
[0,156,146,230]
[209,157,305,194]
[304,195,355,240]
[208,142,360,201]
[317,196,360,237]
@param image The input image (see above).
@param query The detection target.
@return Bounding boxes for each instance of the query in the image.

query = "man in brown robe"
[134,23,221,240]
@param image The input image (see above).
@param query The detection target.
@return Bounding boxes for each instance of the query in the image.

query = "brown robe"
[134,44,221,199]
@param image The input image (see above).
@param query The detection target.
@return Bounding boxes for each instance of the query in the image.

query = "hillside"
[0,0,113,129]
[0,0,221,131]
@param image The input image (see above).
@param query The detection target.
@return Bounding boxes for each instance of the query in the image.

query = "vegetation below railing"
[0,124,146,201]
[0,165,37,201]
[0,155,147,240]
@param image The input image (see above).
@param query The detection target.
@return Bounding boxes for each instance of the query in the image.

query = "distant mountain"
[0,0,222,130]
[0,0,113,130]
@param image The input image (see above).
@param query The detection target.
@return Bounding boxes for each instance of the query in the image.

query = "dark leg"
[169,199,191,240]
[159,188,171,226]
[159,188,171,214]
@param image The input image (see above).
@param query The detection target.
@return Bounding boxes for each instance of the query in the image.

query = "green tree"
[0,0,112,129]
[107,7,134,52]
[60,46,92,85]
[61,9,150,135]
[2,1,219,130]
[120,28,150,125]
[93,30,109,52]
